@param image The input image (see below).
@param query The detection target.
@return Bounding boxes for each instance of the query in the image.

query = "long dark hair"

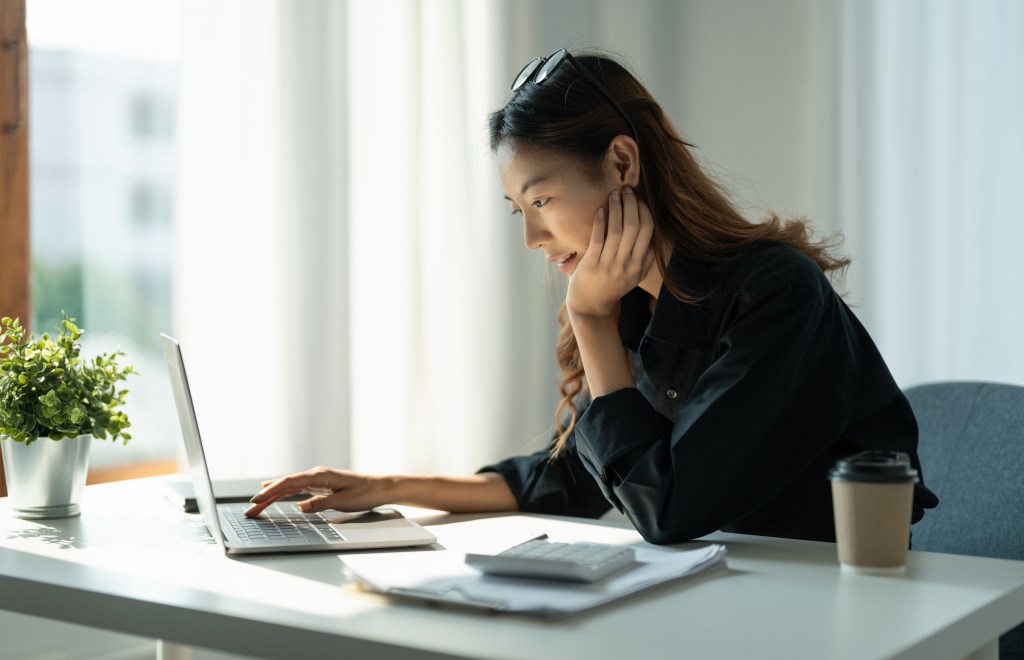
[489,51,849,457]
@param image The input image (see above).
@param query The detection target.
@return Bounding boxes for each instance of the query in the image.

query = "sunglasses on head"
[511,48,639,146]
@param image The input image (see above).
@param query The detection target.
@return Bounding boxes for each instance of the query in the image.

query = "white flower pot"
[1,435,92,519]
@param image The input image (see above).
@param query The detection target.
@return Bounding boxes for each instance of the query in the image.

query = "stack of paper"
[340,543,726,618]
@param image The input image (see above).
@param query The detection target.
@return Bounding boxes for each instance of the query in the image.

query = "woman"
[247,49,938,544]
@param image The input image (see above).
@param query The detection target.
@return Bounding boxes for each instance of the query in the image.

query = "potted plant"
[0,314,135,519]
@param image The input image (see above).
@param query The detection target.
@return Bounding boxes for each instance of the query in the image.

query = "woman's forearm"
[568,312,635,397]
[383,472,518,513]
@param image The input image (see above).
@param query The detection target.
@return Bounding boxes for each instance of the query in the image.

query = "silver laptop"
[160,333,437,554]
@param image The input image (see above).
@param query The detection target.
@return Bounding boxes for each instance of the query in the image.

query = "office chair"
[905,381,1024,660]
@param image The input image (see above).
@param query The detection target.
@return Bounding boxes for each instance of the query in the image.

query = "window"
[27,0,181,480]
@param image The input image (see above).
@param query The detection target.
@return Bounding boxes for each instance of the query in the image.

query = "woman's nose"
[523,214,549,250]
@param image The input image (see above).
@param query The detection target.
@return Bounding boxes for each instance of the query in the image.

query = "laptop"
[160,333,437,554]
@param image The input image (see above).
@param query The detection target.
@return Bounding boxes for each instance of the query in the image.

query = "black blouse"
[479,242,938,544]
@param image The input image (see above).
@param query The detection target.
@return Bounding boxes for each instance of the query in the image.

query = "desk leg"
[963,639,998,660]
[157,640,193,660]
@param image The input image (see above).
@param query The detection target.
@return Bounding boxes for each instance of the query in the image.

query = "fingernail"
[249,492,264,503]
[298,501,311,512]
[623,186,633,194]
[596,208,605,219]
[244,504,259,516]
[611,190,620,201]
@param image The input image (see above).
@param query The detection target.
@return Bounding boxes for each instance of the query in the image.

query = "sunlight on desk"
[1,484,386,620]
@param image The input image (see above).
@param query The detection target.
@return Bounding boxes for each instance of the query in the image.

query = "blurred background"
[24,0,1024,484]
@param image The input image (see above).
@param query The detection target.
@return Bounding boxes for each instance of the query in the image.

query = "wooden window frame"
[0,0,29,499]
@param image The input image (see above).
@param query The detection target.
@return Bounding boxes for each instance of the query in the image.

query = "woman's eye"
[509,198,549,216]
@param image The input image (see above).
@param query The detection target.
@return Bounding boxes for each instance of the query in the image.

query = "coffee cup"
[829,451,919,575]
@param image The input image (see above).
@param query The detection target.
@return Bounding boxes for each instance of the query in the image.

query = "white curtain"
[176,0,563,479]
[823,0,1024,388]
[342,0,531,476]
[176,1,304,476]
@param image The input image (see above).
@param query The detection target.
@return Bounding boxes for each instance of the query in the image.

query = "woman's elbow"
[626,508,715,545]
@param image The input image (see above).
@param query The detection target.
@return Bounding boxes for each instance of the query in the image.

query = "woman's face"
[497,146,616,275]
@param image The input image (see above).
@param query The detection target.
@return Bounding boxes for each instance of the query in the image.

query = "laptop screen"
[161,333,227,548]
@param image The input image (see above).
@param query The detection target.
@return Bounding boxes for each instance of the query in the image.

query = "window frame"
[0,0,29,498]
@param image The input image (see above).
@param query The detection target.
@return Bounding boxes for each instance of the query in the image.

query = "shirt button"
[666,388,679,399]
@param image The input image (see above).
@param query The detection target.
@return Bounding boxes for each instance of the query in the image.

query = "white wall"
[666,0,824,228]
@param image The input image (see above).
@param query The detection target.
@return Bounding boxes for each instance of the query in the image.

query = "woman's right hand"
[565,186,656,319]
[244,467,392,517]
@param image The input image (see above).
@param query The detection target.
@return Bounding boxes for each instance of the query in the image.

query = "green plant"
[0,314,136,445]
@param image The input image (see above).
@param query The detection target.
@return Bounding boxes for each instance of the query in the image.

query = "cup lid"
[828,450,920,484]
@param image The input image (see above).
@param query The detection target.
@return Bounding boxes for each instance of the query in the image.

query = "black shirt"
[479,242,938,544]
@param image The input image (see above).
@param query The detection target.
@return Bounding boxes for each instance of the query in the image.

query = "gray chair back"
[905,381,1024,659]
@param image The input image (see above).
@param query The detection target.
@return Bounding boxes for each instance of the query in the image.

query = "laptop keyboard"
[220,503,344,546]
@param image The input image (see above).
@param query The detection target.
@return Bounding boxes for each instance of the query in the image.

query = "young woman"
[247,49,938,544]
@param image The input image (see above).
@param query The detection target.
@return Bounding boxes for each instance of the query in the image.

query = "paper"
[340,542,726,618]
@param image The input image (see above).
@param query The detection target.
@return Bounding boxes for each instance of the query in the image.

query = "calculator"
[464,538,637,583]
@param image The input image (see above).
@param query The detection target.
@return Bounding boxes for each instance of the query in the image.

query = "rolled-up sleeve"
[477,432,613,519]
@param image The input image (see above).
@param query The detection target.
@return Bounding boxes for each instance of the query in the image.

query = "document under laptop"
[160,333,437,555]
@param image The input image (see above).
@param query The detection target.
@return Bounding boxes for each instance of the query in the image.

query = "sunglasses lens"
[512,57,543,91]
[535,49,567,85]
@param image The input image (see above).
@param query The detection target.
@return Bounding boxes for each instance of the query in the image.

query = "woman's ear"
[603,135,641,189]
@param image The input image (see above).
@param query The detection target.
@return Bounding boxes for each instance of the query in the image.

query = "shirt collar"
[618,251,722,351]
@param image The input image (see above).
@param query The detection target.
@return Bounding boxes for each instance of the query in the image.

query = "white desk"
[1,477,1023,660]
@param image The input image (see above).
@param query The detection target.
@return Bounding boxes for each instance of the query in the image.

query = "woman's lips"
[553,252,578,273]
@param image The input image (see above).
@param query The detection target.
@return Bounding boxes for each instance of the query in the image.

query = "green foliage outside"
[0,314,136,445]
[32,257,86,337]
[33,255,172,353]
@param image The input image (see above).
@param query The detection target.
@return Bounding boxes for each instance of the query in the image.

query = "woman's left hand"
[566,186,656,318]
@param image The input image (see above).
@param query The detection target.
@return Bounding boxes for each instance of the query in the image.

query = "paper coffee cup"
[829,451,918,575]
